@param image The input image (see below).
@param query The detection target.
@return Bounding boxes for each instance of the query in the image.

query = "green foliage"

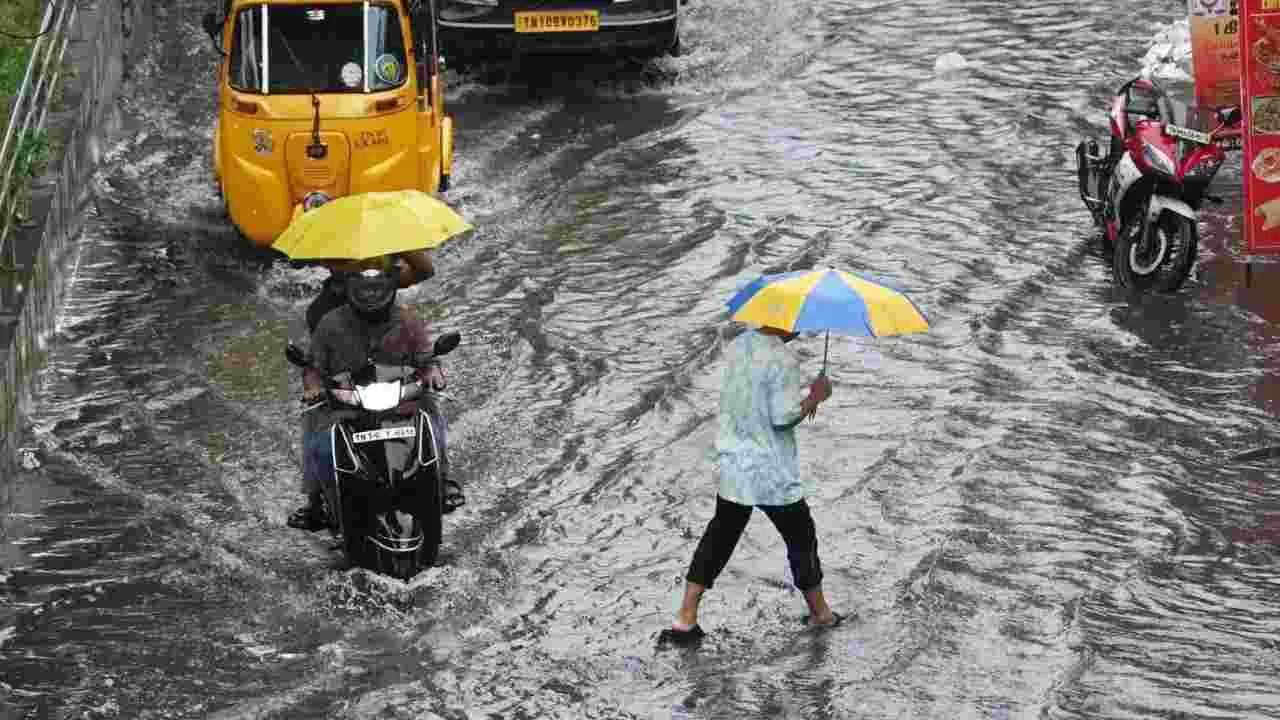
[13,128,48,178]
[207,320,291,403]
[0,0,41,121]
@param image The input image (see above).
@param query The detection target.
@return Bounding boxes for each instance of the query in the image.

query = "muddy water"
[4,0,1280,718]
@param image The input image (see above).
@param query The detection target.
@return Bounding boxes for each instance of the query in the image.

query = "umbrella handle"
[812,331,828,421]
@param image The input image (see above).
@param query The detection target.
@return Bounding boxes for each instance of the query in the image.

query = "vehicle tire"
[1099,227,1114,257]
[1156,214,1198,292]
[217,179,231,220]
[1112,211,1196,293]
[369,507,438,581]
[439,174,450,192]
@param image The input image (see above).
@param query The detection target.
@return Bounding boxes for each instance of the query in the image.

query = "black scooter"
[285,331,460,580]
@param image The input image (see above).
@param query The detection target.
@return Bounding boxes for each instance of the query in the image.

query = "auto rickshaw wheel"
[439,174,451,192]
[216,179,230,219]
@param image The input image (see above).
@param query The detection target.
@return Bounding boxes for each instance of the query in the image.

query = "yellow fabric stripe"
[730,270,826,330]
[838,271,928,335]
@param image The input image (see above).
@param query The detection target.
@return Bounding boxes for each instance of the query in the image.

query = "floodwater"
[4,0,1280,717]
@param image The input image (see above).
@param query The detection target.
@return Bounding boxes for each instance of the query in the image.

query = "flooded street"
[6,0,1280,717]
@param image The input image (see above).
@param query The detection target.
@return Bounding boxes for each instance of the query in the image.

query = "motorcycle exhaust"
[1077,139,1105,208]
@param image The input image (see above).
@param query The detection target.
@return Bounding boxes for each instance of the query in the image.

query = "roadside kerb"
[0,0,153,478]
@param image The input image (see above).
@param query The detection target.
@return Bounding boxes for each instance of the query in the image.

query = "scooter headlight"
[357,381,404,412]
[1142,143,1177,177]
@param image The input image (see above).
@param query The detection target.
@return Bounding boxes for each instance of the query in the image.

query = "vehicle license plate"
[1167,124,1212,144]
[1220,135,1243,150]
[352,425,416,444]
[514,10,599,33]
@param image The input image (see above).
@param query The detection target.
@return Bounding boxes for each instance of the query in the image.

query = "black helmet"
[345,259,399,317]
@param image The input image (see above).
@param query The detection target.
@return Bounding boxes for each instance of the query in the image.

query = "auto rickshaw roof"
[228,0,411,9]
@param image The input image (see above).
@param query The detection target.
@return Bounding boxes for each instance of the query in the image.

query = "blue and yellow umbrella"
[727,267,929,372]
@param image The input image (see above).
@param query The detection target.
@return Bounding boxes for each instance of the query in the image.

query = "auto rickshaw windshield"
[228,3,408,94]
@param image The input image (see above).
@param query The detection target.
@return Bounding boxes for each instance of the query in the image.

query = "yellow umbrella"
[272,190,473,261]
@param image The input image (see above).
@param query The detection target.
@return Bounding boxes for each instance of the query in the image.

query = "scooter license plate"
[1167,124,1211,144]
[352,426,416,444]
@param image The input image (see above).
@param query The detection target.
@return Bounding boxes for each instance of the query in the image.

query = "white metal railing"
[0,0,78,270]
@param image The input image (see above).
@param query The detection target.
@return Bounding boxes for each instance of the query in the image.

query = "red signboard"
[1241,0,1280,254]
[1189,1,1241,111]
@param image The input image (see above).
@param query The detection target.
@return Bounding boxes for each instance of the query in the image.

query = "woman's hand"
[803,376,833,421]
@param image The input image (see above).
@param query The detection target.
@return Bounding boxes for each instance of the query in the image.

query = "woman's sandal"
[658,625,706,645]
[801,612,845,629]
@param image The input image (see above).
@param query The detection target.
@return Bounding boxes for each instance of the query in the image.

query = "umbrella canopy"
[728,268,929,336]
[272,190,473,261]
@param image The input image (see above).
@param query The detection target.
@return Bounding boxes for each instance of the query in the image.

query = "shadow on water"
[450,49,681,95]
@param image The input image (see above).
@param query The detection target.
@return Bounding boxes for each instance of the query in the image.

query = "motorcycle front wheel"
[1112,211,1197,293]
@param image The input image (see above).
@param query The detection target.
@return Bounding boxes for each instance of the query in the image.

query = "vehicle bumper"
[438,1,678,58]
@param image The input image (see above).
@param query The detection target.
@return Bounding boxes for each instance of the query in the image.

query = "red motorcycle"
[1076,77,1242,292]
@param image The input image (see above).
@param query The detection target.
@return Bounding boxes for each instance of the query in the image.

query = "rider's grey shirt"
[303,305,432,435]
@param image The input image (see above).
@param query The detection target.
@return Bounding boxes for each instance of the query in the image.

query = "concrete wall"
[0,0,154,478]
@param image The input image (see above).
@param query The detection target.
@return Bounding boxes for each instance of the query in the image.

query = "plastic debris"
[934,51,968,73]
[17,447,40,470]
[1140,19,1193,81]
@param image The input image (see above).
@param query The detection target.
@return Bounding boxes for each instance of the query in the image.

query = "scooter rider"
[306,249,436,334]
[288,256,464,531]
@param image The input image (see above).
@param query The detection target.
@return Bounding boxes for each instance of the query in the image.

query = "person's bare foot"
[674,608,698,631]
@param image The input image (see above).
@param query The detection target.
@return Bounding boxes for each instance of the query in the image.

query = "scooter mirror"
[433,331,462,357]
[285,343,308,367]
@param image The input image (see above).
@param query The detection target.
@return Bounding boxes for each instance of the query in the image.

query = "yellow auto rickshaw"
[201,0,455,248]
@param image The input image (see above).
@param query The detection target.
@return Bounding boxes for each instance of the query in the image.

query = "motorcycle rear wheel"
[1112,211,1197,293]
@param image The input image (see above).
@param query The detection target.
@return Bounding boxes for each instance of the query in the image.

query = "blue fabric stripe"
[791,271,875,334]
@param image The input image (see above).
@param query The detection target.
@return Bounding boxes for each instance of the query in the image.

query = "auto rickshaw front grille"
[303,166,334,185]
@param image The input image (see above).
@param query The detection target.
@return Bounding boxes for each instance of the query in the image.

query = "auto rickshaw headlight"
[303,192,331,211]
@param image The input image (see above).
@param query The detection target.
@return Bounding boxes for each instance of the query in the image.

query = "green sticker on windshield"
[375,54,401,85]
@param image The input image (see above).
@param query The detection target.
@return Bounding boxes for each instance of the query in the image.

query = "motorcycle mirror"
[285,343,308,367]
[433,331,461,357]
[1218,106,1242,126]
